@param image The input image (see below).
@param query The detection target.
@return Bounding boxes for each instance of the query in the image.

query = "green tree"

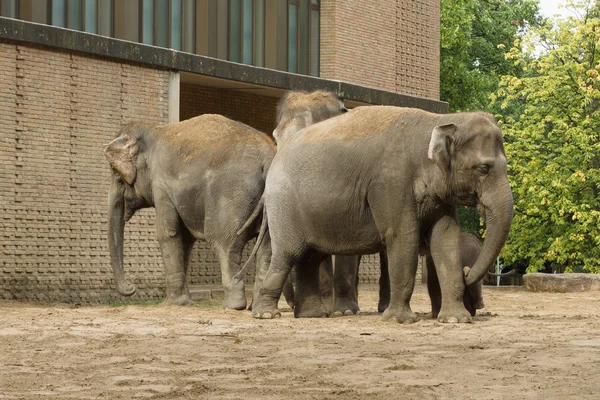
[494,0,600,273]
[441,0,541,238]
[441,0,541,113]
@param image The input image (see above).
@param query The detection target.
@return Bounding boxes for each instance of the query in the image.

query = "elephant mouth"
[454,191,479,208]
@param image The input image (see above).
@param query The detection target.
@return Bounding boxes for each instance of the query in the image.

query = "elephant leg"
[382,232,419,324]
[319,257,334,313]
[429,215,472,323]
[332,255,360,316]
[282,273,295,309]
[250,230,272,310]
[294,252,330,318]
[252,248,296,319]
[215,241,247,310]
[470,282,484,310]
[425,253,442,318]
[156,200,193,306]
[378,250,390,313]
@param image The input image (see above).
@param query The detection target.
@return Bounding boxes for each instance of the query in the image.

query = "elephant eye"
[474,164,490,175]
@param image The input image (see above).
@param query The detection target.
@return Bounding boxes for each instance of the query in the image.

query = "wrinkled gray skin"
[376,232,484,317]
[266,92,485,318]
[427,232,484,317]
[251,100,513,323]
[270,91,364,317]
[104,115,274,308]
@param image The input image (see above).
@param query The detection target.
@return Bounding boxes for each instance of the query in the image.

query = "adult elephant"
[250,102,513,323]
[104,115,274,308]
[259,92,487,318]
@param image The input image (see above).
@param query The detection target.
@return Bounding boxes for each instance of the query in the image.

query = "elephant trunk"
[465,181,514,286]
[108,177,136,296]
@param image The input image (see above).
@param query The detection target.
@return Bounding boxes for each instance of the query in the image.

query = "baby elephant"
[423,232,484,318]
[376,232,484,317]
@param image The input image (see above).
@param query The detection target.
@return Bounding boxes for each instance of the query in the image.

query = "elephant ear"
[428,123,457,175]
[104,134,139,185]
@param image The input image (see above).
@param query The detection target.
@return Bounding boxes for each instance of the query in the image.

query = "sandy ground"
[1,285,600,400]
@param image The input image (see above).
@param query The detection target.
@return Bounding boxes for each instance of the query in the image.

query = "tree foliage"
[494,0,600,273]
[441,0,541,239]
[441,0,541,112]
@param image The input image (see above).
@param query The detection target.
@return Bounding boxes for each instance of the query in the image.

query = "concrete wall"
[320,0,440,100]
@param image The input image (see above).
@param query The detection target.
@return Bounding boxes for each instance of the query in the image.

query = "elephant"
[246,98,513,323]
[377,232,485,318]
[287,234,485,318]
[248,91,486,319]
[104,114,275,308]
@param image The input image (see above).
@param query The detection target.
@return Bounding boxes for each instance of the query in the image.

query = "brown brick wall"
[320,0,440,100]
[0,42,170,303]
[180,84,279,135]
[0,29,432,303]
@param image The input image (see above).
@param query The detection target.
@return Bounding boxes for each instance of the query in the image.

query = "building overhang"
[0,17,448,113]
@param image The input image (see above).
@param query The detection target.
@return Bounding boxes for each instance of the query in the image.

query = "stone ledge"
[0,17,449,113]
[523,273,600,293]
[189,285,253,302]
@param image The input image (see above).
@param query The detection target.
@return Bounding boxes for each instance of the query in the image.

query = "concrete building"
[0,1,446,303]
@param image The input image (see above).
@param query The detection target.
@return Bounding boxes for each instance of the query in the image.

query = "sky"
[538,0,579,19]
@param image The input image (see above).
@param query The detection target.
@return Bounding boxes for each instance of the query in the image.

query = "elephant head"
[428,112,514,286]
[103,123,156,296]
[273,90,347,144]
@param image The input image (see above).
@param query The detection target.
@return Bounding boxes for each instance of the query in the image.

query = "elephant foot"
[224,282,247,310]
[382,306,418,324]
[377,298,390,313]
[251,297,281,319]
[332,298,360,317]
[332,309,359,317]
[162,293,193,306]
[437,307,472,323]
[224,291,247,310]
[294,297,330,318]
[294,306,329,318]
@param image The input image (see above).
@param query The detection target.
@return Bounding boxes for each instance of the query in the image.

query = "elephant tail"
[236,194,264,235]
[234,204,268,283]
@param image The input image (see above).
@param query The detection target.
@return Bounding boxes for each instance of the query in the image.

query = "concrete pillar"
[168,71,180,123]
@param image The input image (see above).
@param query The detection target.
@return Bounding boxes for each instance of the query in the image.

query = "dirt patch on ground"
[1,284,599,399]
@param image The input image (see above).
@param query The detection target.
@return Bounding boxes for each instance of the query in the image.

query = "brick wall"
[320,0,440,100]
[180,84,279,135]
[0,41,170,303]
[0,41,422,304]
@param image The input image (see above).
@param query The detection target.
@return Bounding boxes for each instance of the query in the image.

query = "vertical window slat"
[141,0,154,44]
[98,0,112,36]
[287,3,297,73]
[254,0,265,67]
[297,0,308,75]
[84,0,98,33]
[1,0,18,18]
[170,0,181,50]
[156,0,168,47]
[229,0,241,63]
[68,0,83,30]
[310,7,319,76]
[182,0,195,53]
[52,0,67,27]
[242,0,253,64]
